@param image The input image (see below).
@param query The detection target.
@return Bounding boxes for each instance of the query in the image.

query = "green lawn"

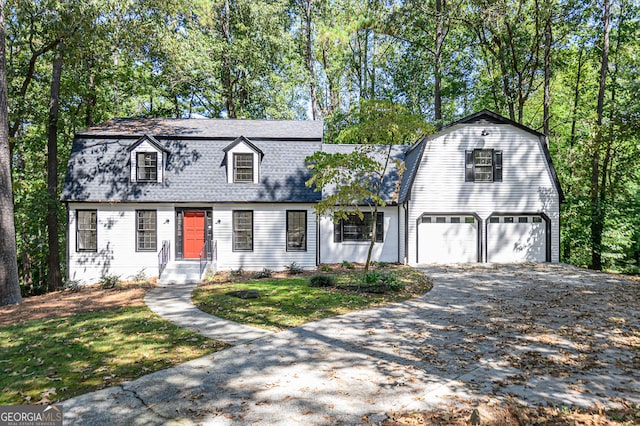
[0,306,226,405]
[193,266,431,331]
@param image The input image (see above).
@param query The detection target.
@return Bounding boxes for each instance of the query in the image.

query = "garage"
[418,215,479,263]
[486,214,548,263]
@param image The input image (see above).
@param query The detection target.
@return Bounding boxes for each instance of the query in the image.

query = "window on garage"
[334,212,383,242]
[465,149,502,182]
[286,210,306,251]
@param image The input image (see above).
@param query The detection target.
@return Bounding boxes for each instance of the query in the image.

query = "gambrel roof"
[398,110,565,203]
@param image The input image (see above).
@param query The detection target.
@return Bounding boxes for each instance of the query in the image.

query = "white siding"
[130,140,164,183]
[213,204,317,271]
[319,207,399,264]
[407,124,560,265]
[67,203,174,284]
[67,202,319,283]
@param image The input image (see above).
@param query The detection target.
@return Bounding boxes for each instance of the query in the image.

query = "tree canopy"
[1,0,639,298]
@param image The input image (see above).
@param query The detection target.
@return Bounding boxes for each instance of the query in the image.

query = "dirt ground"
[0,280,156,327]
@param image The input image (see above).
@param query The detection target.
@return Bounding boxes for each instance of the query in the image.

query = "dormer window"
[233,153,254,183]
[223,136,263,184]
[128,134,165,183]
[137,152,158,182]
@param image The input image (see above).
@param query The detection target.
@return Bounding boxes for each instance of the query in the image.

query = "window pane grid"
[287,211,306,251]
[343,213,373,241]
[137,153,157,182]
[77,210,97,251]
[234,154,254,182]
[136,210,156,251]
[233,211,253,251]
[474,149,494,182]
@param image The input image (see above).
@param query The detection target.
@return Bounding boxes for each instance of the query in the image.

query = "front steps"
[158,261,209,285]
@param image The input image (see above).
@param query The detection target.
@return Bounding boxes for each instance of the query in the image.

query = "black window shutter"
[375,212,384,242]
[465,150,475,182]
[333,220,342,243]
[494,150,503,182]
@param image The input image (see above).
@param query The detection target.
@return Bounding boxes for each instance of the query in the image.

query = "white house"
[61,110,564,284]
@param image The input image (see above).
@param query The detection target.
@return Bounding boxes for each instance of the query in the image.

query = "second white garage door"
[487,215,547,262]
[418,215,479,263]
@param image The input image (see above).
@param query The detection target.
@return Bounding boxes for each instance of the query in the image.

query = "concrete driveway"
[63,264,640,425]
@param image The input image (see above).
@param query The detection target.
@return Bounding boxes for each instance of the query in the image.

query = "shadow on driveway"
[63,264,640,425]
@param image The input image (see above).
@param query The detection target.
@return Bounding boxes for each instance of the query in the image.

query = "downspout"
[404,202,409,265]
[316,212,320,268]
[397,204,400,264]
[65,204,69,281]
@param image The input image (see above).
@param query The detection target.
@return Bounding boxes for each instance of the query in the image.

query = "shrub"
[308,274,336,287]
[63,279,82,292]
[230,267,244,277]
[341,260,355,269]
[364,270,380,284]
[99,274,121,289]
[378,271,403,291]
[253,268,273,279]
[320,265,332,272]
[204,268,217,282]
[284,262,304,275]
[132,268,147,283]
[359,271,404,293]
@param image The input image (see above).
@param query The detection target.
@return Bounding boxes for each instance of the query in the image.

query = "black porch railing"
[199,239,213,276]
[158,240,170,277]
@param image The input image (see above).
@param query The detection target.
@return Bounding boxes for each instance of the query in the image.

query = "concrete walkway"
[144,282,272,345]
[63,264,640,425]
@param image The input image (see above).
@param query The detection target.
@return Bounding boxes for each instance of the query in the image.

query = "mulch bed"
[0,280,156,327]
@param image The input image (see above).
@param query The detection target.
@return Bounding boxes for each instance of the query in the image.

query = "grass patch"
[0,306,226,405]
[193,265,431,331]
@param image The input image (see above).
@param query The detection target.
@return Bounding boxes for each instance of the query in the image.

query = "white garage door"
[418,215,478,263]
[487,215,546,263]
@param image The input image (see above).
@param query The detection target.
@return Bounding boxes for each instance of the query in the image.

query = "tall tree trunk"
[46,46,63,292]
[542,3,552,145]
[85,71,96,127]
[303,0,319,120]
[569,47,583,149]
[434,0,444,126]
[590,0,611,270]
[221,0,236,118]
[0,0,22,306]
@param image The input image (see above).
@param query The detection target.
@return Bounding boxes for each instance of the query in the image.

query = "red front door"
[183,211,205,259]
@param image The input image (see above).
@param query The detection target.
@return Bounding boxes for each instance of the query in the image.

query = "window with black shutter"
[334,212,384,242]
[465,149,503,182]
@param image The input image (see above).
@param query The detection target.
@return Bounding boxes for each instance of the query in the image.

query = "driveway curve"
[63,264,640,425]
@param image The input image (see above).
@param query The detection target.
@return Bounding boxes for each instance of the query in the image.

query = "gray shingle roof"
[78,118,324,139]
[62,119,324,203]
[397,138,425,204]
[320,144,409,204]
